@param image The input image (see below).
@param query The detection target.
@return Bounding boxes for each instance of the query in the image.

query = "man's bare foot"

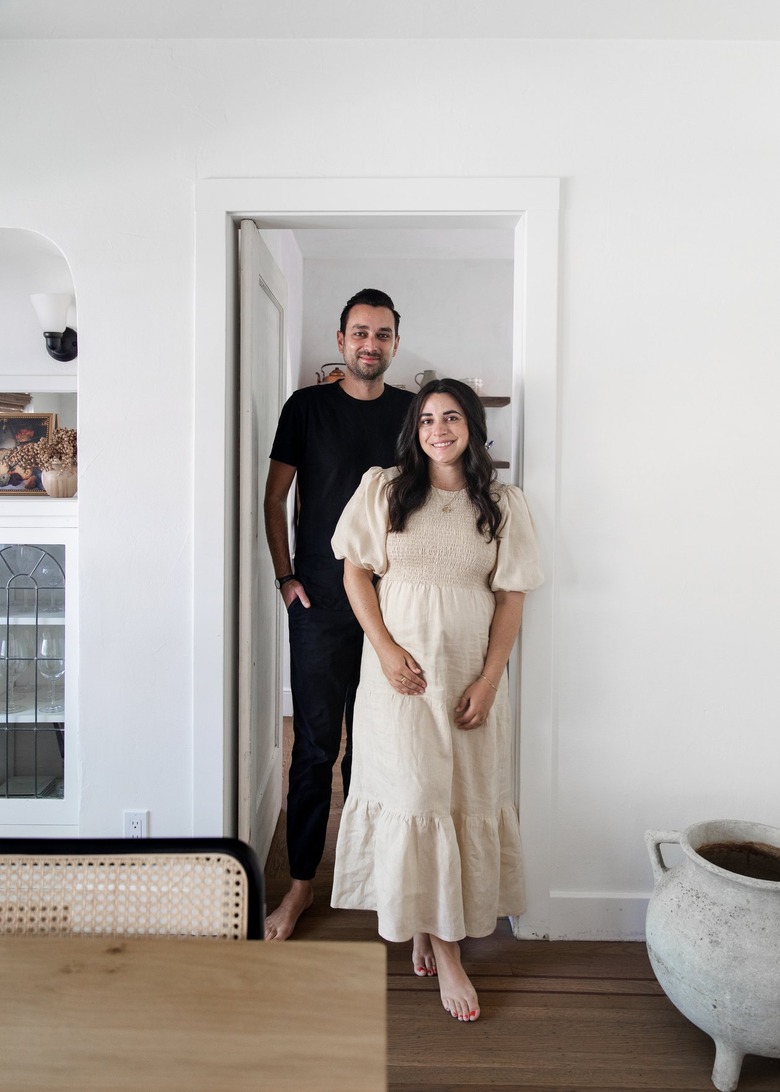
[264,879,314,941]
[429,935,479,1021]
[412,932,437,976]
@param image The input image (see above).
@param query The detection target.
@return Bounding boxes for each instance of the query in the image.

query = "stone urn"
[645,820,780,1091]
[41,459,77,498]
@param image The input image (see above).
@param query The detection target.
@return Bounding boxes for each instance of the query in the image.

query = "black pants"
[286,579,364,881]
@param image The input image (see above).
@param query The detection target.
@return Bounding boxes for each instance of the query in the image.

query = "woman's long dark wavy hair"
[387,378,502,540]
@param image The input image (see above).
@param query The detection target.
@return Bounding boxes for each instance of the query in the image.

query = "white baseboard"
[513,893,650,941]
[282,688,293,717]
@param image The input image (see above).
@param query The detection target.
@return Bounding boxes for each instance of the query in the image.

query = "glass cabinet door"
[0,544,66,799]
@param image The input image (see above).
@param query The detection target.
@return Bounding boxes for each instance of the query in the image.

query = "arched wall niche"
[0,227,77,423]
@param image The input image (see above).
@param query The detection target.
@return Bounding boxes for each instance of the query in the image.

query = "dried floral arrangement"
[0,428,77,472]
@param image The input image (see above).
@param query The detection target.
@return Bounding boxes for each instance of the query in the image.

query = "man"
[263,288,413,940]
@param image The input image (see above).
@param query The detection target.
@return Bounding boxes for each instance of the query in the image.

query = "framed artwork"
[0,413,57,494]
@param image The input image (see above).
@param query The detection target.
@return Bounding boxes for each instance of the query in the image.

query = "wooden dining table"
[0,935,386,1091]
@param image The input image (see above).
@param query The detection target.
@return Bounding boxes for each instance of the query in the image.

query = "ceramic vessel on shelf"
[645,820,780,1091]
[41,459,77,498]
[414,370,438,388]
[315,365,345,384]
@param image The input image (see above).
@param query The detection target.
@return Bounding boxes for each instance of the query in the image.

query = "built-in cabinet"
[0,524,77,828]
[1,542,67,799]
[0,227,78,833]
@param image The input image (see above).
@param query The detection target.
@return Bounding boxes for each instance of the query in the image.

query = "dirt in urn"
[697,840,780,882]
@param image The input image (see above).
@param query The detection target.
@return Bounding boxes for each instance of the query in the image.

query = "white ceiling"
[2,0,780,40]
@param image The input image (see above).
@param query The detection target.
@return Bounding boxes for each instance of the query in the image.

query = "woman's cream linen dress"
[331,467,543,942]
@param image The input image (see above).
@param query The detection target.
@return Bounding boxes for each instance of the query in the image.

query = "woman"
[331,378,543,1022]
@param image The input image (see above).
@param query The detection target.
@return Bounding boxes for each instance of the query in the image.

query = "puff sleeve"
[491,485,545,593]
[331,466,395,577]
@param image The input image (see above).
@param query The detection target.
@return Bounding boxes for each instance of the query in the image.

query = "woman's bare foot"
[429,935,479,1021]
[412,932,437,976]
[264,879,314,941]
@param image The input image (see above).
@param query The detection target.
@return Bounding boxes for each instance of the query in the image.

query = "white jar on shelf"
[41,460,77,499]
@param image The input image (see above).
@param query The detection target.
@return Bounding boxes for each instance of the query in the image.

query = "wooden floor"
[265,723,780,1091]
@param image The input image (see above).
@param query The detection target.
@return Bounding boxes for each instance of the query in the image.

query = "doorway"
[193,177,559,938]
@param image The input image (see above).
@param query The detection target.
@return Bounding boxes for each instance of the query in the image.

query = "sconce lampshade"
[30,293,78,363]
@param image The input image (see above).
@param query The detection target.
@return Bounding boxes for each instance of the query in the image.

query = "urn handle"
[645,830,681,885]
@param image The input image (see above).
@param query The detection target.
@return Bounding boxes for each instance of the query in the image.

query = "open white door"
[238,220,287,863]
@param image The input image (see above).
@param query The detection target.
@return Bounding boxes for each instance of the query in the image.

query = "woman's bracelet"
[480,673,498,692]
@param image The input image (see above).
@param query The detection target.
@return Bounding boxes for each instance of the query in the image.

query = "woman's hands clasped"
[378,641,427,696]
[454,676,497,731]
[377,645,497,726]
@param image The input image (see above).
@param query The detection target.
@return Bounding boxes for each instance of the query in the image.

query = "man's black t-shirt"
[270,381,413,605]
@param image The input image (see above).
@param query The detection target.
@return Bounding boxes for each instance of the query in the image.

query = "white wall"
[2,36,779,936]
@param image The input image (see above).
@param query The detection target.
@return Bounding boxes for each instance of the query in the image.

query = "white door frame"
[193,177,559,938]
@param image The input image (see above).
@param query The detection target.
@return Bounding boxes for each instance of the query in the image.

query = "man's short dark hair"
[339,289,401,336]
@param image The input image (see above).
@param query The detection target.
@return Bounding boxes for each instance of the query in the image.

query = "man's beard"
[345,354,391,381]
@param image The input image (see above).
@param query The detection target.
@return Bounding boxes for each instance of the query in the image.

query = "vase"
[645,820,780,1091]
[41,459,77,498]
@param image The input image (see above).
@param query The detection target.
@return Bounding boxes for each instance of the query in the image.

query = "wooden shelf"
[478,396,509,466]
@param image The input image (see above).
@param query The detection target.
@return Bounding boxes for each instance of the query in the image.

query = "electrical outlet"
[123,810,149,838]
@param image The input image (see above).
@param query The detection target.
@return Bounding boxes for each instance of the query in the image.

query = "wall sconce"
[30,293,78,363]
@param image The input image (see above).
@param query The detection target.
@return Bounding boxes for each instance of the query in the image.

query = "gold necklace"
[435,486,465,513]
